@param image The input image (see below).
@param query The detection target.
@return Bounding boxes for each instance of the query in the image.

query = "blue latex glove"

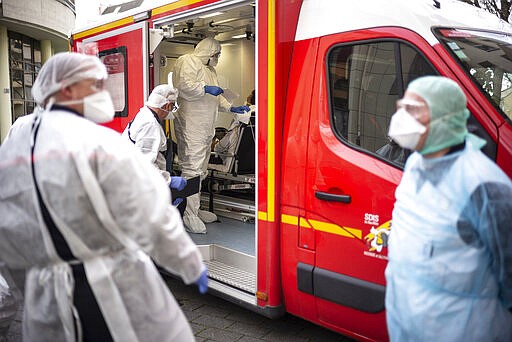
[195,269,208,294]
[230,106,251,114]
[204,85,224,96]
[172,197,183,206]
[169,176,187,191]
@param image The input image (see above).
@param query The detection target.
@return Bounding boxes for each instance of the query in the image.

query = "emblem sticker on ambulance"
[363,220,391,260]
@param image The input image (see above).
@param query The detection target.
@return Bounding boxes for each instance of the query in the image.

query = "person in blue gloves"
[172,37,249,234]
[0,52,207,342]
[122,84,188,215]
[385,76,512,341]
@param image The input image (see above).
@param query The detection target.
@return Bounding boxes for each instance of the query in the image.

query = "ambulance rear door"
[77,22,149,132]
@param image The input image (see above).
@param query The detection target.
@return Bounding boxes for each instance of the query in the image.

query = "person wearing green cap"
[384,76,512,341]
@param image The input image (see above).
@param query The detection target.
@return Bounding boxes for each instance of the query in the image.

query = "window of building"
[327,41,437,167]
[9,32,41,122]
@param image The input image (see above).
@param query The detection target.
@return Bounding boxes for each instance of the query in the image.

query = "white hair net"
[145,84,179,108]
[32,52,107,105]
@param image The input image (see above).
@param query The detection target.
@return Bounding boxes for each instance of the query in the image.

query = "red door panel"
[78,22,147,133]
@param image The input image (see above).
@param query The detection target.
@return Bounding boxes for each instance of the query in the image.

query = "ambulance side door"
[302,30,439,341]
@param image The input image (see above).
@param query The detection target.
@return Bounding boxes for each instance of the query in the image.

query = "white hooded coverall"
[172,38,232,233]
[0,109,204,341]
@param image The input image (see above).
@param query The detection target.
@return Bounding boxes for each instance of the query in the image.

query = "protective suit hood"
[193,37,221,65]
[406,76,483,155]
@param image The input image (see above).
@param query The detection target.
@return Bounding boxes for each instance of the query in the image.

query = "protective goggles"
[396,98,427,117]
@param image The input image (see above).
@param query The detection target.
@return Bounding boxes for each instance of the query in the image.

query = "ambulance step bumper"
[197,244,256,298]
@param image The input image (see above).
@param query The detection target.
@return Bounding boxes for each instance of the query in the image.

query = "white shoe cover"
[198,209,217,223]
[183,214,207,234]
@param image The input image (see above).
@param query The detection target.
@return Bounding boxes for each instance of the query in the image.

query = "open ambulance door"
[150,0,260,315]
[77,22,149,133]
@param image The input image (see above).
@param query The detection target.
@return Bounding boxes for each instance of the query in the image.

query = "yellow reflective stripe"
[73,17,134,40]
[299,217,311,228]
[153,0,205,15]
[307,219,362,239]
[258,211,268,221]
[281,214,298,225]
[266,0,276,222]
[277,215,361,239]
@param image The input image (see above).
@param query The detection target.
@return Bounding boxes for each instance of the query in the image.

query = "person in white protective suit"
[122,84,188,215]
[0,52,208,342]
[384,76,512,341]
[172,37,249,233]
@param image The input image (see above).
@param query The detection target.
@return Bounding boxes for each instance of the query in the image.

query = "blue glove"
[172,197,183,206]
[204,85,224,96]
[230,106,250,114]
[169,177,187,191]
[195,269,208,294]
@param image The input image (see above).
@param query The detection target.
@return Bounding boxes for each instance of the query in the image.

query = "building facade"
[0,0,75,142]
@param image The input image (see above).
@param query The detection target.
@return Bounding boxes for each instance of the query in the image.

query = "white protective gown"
[122,106,170,183]
[172,39,231,232]
[385,141,512,341]
[0,109,204,341]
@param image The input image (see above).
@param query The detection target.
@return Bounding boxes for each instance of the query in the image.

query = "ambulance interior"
[153,3,257,298]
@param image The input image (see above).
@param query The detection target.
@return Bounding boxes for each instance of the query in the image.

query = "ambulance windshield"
[435,28,512,123]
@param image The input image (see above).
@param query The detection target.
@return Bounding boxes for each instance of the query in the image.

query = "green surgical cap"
[407,76,471,155]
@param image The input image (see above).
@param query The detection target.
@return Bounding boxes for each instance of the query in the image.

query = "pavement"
[4,272,354,342]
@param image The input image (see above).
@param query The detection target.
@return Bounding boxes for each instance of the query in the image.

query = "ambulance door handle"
[315,191,351,203]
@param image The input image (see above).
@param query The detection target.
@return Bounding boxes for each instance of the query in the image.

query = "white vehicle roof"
[295,0,512,44]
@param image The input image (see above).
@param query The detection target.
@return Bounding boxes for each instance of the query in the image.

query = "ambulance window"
[327,41,436,167]
[434,28,512,124]
[99,46,128,117]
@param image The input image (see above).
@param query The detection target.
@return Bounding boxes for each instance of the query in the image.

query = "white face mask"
[388,108,427,150]
[82,90,115,123]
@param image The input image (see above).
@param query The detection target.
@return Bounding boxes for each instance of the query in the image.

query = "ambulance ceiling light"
[199,11,224,19]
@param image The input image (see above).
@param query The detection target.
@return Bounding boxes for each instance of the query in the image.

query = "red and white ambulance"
[71,0,512,340]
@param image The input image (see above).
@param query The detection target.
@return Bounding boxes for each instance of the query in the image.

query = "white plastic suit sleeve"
[97,143,204,284]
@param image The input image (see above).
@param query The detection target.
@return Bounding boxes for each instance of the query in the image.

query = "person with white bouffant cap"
[0,52,207,341]
[123,84,189,215]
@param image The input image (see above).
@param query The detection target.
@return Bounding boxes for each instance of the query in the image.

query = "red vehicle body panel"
[71,1,512,340]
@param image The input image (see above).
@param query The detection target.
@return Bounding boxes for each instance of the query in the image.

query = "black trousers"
[71,264,114,342]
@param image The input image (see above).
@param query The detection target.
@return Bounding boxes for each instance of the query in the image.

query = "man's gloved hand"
[204,85,224,96]
[169,176,187,191]
[172,197,184,206]
[230,106,250,114]
[195,269,208,294]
